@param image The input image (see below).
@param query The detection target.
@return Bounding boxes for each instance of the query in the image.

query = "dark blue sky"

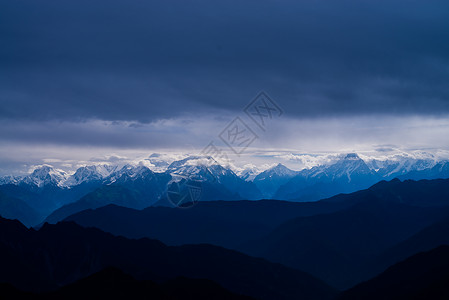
[1,0,449,173]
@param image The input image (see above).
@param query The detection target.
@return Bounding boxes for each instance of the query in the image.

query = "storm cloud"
[1,0,449,173]
[1,0,449,122]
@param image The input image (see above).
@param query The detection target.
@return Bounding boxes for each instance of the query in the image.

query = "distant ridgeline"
[1,153,449,226]
[2,178,449,299]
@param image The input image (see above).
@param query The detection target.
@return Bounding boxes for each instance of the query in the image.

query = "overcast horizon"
[1,0,449,175]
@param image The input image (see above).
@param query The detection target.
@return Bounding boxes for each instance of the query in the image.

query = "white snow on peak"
[21,165,69,188]
[236,164,262,181]
[269,163,298,176]
[104,164,154,184]
[62,164,117,187]
[0,175,21,185]
[166,156,237,184]
[1,150,449,189]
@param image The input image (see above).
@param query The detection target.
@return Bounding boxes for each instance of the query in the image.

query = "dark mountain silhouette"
[240,199,449,289]
[0,267,254,300]
[359,178,449,207]
[365,216,449,280]
[4,177,449,298]
[239,178,449,288]
[0,216,336,300]
[64,199,356,249]
[339,245,449,300]
[64,178,449,289]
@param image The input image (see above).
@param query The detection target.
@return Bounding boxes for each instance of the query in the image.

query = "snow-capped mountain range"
[1,153,449,192]
[1,152,449,227]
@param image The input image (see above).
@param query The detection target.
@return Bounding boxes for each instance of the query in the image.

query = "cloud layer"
[1,0,449,122]
[1,0,449,173]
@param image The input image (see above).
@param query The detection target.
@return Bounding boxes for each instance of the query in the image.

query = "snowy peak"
[1,151,449,192]
[252,164,296,198]
[255,164,297,181]
[22,165,68,188]
[335,154,371,172]
[237,165,261,182]
[167,156,238,183]
[343,153,361,160]
[270,163,298,176]
[303,153,374,181]
[370,157,437,179]
[0,175,21,185]
[63,164,117,187]
[105,164,155,184]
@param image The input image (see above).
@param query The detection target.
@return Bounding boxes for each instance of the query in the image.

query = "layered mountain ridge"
[1,153,449,226]
[2,153,448,192]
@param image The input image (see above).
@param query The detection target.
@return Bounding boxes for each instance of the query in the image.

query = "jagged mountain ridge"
[0,216,337,300]
[2,153,448,192]
[274,154,381,200]
[253,163,299,198]
[2,153,449,226]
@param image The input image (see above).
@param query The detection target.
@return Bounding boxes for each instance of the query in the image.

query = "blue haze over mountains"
[0,152,449,227]
[3,175,449,299]
[65,178,449,290]
[2,0,449,298]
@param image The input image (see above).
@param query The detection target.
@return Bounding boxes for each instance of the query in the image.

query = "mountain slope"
[340,245,449,300]
[365,216,449,280]
[240,199,449,289]
[0,216,336,300]
[105,165,171,205]
[0,182,103,223]
[166,156,262,201]
[253,164,297,198]
[64,178,449,289]
[62,164,117,187]
[274,153,380,201]
[397,161,449,181]
[20,165,68,188]
[0,191,40,227]
[44,185,144,224]
[64,199,357,249]
[240,178,449,289]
